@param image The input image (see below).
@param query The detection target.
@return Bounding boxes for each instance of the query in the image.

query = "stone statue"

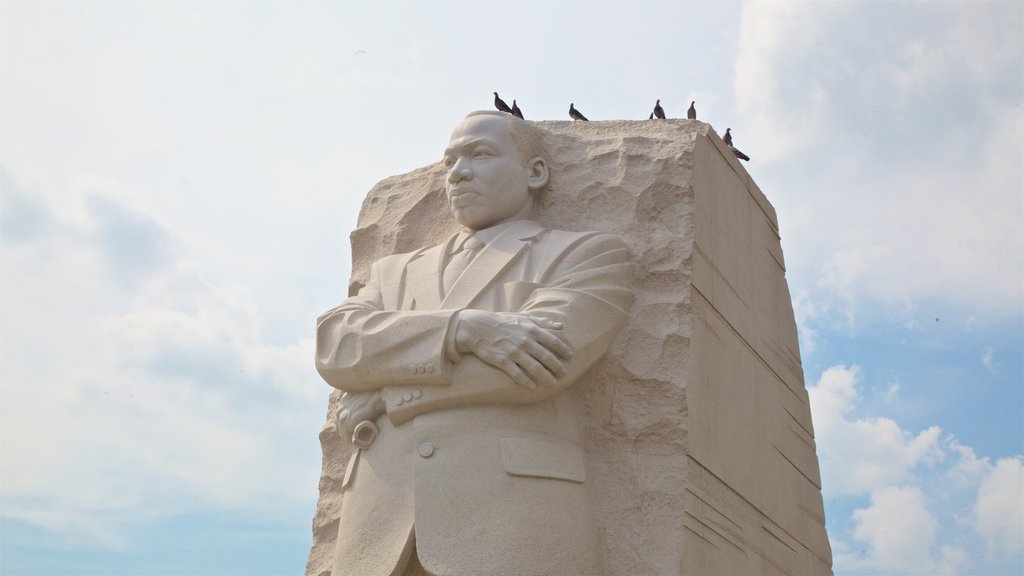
[315,111,635,576]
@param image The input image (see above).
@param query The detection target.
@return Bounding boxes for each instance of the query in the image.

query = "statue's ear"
[526,157,549,191]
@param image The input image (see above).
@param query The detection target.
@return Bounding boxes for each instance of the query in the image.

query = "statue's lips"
[449,189,478,207]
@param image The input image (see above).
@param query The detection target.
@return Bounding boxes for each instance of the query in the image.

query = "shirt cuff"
[444,309,464,364]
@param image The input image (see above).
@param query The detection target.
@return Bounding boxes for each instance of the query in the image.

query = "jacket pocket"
[499,436,586,483]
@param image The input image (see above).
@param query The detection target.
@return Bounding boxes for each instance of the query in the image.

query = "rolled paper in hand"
[352,420,379,449]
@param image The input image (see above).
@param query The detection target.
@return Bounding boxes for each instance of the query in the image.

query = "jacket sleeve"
[382,232,635,424]
[315,257,455,392]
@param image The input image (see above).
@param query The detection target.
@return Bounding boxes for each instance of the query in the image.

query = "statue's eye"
[474,148,494,159]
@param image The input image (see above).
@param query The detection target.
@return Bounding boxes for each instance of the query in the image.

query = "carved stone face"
[443,114,546,231]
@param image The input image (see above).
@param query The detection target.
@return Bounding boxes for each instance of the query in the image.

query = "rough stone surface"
[307,119,832,576]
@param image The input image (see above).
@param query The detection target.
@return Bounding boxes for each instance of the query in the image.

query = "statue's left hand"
[336,390,386,445]
[453,309,573,390]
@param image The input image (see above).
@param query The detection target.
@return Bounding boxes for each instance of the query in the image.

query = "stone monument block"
[307,117,832,576]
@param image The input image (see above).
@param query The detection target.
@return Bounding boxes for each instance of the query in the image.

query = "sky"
[0,1,1021,575]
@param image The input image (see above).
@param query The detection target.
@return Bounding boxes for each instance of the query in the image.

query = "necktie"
[443,235,482,293]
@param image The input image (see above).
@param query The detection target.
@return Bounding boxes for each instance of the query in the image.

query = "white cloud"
[1,177,326,547]
[809,365,943,496]
[734,1,832,164]
[881,380,901,401]
[734,1,1024,327]
[851,485,939,574]
[937,544,968,576]
[792,292,823,353]
[812,364,1024,575]
[974,457,1024,557]
[946,439,992,489]
[981,348,995,372]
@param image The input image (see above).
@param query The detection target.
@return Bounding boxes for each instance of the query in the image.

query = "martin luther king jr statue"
[315,111,635,576]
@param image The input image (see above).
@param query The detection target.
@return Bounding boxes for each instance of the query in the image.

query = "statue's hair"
[464,110,547,167]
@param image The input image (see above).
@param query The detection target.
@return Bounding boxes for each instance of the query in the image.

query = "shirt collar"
[455,218,533,251]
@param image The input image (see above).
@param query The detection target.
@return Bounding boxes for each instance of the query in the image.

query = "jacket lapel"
[402,236,454,310]
[440,220,543,310]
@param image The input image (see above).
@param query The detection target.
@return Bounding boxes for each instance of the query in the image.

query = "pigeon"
[569,103,589,121]
[648,112,654,120]
[687,101,697,120]
[511,99,524,119]
[723,129,749,160]
[653,99,665,119]
[493,92,513,114]
[728,145,750,162]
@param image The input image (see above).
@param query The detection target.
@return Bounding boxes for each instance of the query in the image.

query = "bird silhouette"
[511,99,524,119]
[729,145,750,162]
[653,99,665,119]
[569,103,589,121]
[687,101,697,120]
[651,99,667,118]
[648,112,654,120]
[493,92,513,114]
[723,128,733,146]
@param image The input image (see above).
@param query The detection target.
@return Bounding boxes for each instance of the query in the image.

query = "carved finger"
[525,340,567,379]
[496,356,536,390]
[515,351,557,388]
[530,316,564,331]
[531,327,574,359]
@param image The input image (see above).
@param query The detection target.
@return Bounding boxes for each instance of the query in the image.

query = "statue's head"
[443,111,549,231]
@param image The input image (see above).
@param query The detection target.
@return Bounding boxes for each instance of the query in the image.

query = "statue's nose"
[448,165,472,184]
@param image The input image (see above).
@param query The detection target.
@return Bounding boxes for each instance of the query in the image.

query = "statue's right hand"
[453,309,574,390]
[336,390,385,445]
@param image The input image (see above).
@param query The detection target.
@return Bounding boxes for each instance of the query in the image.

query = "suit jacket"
[316,219,634,576]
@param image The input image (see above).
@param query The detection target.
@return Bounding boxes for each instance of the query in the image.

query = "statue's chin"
[452,209,492,231]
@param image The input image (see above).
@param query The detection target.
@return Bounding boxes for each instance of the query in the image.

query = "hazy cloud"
[734,1,1024,328]
[85,193,174,285]
[974,457,1024,557]
[0,169,55,243]
[1,179,325,548]
[981,348,995,372]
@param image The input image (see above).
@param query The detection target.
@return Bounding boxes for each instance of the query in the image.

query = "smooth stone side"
[306,119,832,576]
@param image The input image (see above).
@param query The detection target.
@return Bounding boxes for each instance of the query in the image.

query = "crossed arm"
[317,232,634,438]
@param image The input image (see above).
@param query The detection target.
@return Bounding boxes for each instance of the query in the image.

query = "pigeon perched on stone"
[511,100,524,119]
[687,101,696,120]
[723,128,749,160]
[569,103,589,121]
[653,99,665,119]
[648,112,654,120]
[493,92,513,114]
[728,145,750,162]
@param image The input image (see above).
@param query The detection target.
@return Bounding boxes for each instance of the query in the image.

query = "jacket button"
[418,442,435,458]
[403,392,413,403]
[413,389,423,399]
